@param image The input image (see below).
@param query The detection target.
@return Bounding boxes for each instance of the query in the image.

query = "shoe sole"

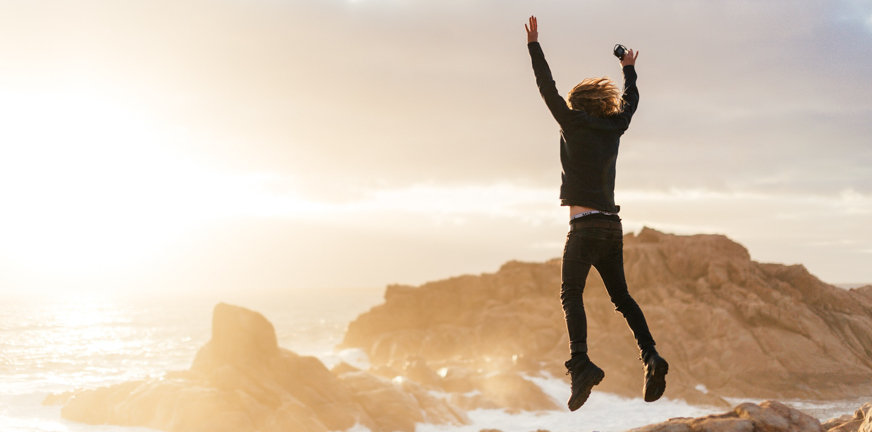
[567,364,605,411]
[644,358,668,402]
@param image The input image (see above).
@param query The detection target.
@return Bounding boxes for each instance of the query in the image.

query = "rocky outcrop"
[44,303,468,432]
[627,400,823,432]
[822,402,872,432]
[341,228,872,405]
[627,400,872,432]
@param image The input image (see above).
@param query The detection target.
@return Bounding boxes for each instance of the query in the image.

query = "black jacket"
[528,41,639,213]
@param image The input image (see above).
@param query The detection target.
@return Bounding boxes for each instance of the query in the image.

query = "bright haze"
[0,0,870,294]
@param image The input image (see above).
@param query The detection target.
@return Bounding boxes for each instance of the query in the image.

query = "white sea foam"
[416,373,719,432]
[321,348,372,370]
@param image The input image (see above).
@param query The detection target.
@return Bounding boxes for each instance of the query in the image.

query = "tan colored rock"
[861,416,872,432]
[475,372,558,412]
[825,402,872,432]
[438,366,478,393]
[331,361,361,375]
[47,303,469,432]
[342,229,872,404]
[822,414,856,431]
[335,371,467,432]
[829,420,865,432]
[627,400,822,432]
[401,355,443,387]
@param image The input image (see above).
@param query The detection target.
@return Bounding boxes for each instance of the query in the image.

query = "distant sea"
[835,283,871,289]
[0,288,865,432]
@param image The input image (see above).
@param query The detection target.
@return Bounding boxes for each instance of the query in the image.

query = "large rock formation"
[44,303,468,432]
[626,400,872,432]
[627,400,823,432]
[822,402,872,432]
[341,228,872,406]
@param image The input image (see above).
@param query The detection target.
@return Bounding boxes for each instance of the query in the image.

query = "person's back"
[524,15,668,411]
[527,29,639,213]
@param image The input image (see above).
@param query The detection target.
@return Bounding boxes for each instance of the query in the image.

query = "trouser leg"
[561,235,593,355]
[594,237,656,350]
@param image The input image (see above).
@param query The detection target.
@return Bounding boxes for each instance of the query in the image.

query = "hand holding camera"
[614,44,639,67]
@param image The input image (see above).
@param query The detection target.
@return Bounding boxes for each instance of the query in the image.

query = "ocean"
[0,289,863,432]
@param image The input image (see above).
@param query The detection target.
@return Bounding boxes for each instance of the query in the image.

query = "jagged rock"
[331,361,361,375]
[401,355,443,387]
[824,402,872,432]
[439,366,478,393]
[335,371,467,432]
[342,228,872,405]
[475,372,558,412]
[626,400,822,432]
[45,303,468,432]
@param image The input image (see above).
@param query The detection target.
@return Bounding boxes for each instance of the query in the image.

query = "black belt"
[570,219,622,231]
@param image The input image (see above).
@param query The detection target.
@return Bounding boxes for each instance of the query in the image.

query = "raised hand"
[525,16,538,44]
[621,48,639,67]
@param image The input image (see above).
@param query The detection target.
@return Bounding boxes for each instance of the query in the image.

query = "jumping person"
[524,16,668,411]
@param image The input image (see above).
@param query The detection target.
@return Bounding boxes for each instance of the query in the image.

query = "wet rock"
[824,402,872,432]
[475,372,558,412]
[41,390,76,406]
[438,366,478,393]
[335,371,467,432]
[627,400,822,432]
[330,361,361,375]
[46,303,468,432]
[401,355,442,387]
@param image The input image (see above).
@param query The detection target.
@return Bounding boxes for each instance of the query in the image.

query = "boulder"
[823,402,872,432]
[335,371,468,432]
[342,228,872,404]
[46,303,468,432]
[474,372,559,412]
[626,400,822,432]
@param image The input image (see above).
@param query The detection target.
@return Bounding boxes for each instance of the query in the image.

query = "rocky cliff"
[342,228,872,405]
[44,303,468,432]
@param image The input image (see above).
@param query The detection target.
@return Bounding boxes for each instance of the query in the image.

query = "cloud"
[2,0,868,194]
[0,0,870,291]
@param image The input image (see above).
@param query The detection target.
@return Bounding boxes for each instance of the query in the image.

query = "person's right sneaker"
[642,349,668,402]
[565,357,605,411]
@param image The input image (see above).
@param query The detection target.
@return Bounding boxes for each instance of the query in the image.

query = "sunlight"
[0,88,237,271]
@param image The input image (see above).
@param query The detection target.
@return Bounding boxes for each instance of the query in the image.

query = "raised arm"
[526,16,576,126]
[614,48,640,127]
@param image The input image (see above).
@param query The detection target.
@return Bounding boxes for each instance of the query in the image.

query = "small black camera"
[613,44,628,60]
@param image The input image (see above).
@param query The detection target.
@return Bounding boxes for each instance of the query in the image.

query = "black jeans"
[561,222,656,355]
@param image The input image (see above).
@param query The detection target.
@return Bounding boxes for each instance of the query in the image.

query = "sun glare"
[0,89,225,271]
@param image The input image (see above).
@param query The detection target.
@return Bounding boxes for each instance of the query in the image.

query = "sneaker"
[565,357,605,411]
[642,350,668,402]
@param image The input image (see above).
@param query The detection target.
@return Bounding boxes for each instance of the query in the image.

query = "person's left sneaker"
[641,349,668,402]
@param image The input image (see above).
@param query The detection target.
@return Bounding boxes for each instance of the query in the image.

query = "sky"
[0,0,870,294]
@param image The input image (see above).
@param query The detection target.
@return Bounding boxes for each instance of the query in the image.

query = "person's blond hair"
[567,77,622,117]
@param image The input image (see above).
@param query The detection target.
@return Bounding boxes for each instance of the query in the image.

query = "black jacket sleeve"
[612,65,640,129]
[528,42,575,126]
[528,41,639,132]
